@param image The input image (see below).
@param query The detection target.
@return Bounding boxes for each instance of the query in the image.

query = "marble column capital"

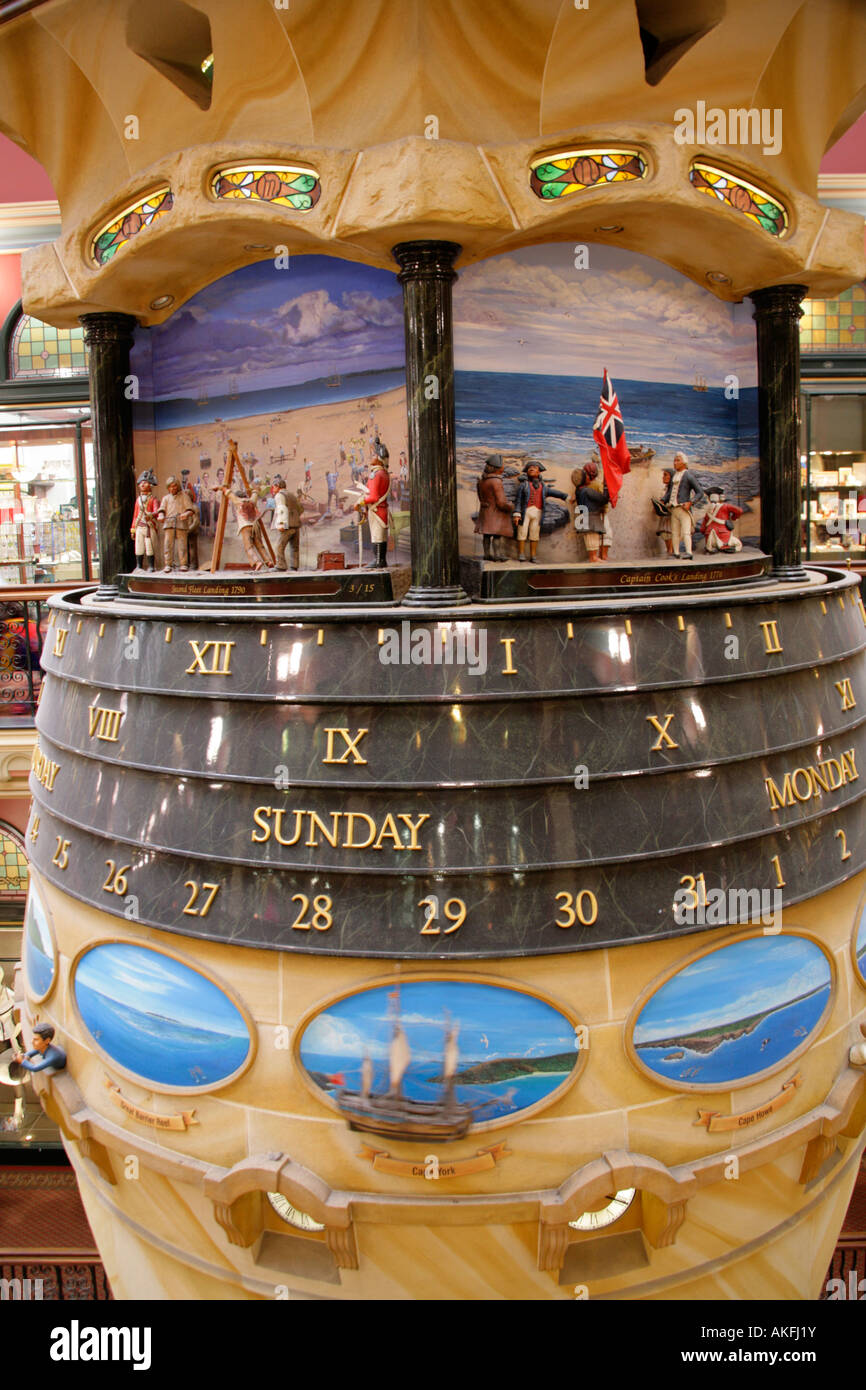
[392,240,461,283]
[78,312,138,346]
[749,285,808,323]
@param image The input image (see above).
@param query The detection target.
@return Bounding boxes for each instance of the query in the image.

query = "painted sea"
[300,980,580,1124]
[23,890,54,996]
[75,983,250,1088]
[634,986,831,1086]
[455,370,759,497]
[74,943,250,1088]
[857,907,866,984]
[139,366,405,431]
[633,934,832,1087]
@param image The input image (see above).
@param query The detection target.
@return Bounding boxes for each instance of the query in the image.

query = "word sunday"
[251,806,430,851]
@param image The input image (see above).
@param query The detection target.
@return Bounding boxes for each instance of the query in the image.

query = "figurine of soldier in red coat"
[700,487,743,553]
[130,471,160,571]
[357,442,391,568]
[474,454,513,561]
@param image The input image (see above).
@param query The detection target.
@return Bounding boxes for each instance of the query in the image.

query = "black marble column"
[749,285,808,582]
[80,312,138,598]
[392,241,468,605]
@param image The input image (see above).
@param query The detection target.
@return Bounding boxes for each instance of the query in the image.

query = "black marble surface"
[80,314,138,598]
[460,552,770,600]
[31,570,866,957]
[393,242,468,605]
[750,286,808,582]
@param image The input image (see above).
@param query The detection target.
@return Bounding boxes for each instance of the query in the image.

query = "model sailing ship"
[336,1005,474,1141]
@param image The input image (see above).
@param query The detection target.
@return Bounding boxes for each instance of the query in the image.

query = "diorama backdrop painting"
[131,256,408,568]
[453,243,759,562]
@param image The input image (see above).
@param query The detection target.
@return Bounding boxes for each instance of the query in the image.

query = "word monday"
[764,749,858,811]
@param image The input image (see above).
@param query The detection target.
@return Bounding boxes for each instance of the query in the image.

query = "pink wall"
[821,111,866,174]
[0,253,21,322]
[0,133,55,203]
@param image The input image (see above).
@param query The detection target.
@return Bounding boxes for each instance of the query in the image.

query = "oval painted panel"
[631,934,832,1089]
[23,884,55,1000]
[74,943,251,1090]
[855,898,866,988]
[299,980,580,1127]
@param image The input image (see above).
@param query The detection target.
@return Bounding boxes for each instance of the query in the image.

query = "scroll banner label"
[359,1141,510,1177]
[694,1073,803,1132]
[105,1079,199,1131]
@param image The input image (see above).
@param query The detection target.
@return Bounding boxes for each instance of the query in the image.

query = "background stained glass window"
[689,162,787,236]
[10,314,88,379]
[800,283,866,353]
[0,829,28,897]
[530,150,646,200]
[211,165,321,210]
[91,188,174,266]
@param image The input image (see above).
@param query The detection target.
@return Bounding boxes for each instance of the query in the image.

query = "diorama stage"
[128,243,762,599]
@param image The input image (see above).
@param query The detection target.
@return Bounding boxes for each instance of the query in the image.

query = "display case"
[799,388,866,565]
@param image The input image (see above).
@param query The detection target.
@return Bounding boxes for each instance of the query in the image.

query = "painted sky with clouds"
[135,256,404,401]
[453,242,757,386]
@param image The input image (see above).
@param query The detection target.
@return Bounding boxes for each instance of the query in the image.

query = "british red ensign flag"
[592,369,631,507]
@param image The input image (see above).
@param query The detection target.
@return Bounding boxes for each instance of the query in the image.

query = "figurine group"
[131,470,309,573]
[474,456,568,563]
[475,451,744,565]
[653,453,743,558]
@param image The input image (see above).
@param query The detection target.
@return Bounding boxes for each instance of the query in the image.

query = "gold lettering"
[31,747,60,793]
[305,811,342,848]
[809,764,830,795]
[88,704,123,742]
[53,628,68,658]
[791,768,813,802]
[397,813,431,850]
[344,812,377,849]
[500,637,517,675]
[273,809,304,846]
[835,678,856,711]
[841,749,859,784]
[826,758,843,790]
[251,806,272,843]
[373,813,403,851]
[646,713,678,750]
[322,727,368,765]
[185,640,235,675]
[765,774,795,810]
[759,620,783,654]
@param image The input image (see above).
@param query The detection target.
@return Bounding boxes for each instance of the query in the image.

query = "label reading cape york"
[49,1320,152,1371]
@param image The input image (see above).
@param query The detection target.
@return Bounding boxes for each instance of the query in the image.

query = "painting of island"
[299,980,580,1125]
[632,935,832,1088]
[856,903,866,987]
[74,943,251,1090]
[23,885,54,998]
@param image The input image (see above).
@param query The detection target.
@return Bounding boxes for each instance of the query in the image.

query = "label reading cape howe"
[50,1320,151,1371]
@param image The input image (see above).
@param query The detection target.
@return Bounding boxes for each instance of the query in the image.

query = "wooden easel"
[209,439,276,572]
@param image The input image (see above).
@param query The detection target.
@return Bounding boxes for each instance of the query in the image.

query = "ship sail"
[361,1054,373,1098]
[389,1022,411,1094]
[443,1023,459,1079]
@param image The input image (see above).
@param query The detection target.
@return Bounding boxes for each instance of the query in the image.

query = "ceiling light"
[594,224,624,233]
[149,294,174,310]
[706,271,731,285]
